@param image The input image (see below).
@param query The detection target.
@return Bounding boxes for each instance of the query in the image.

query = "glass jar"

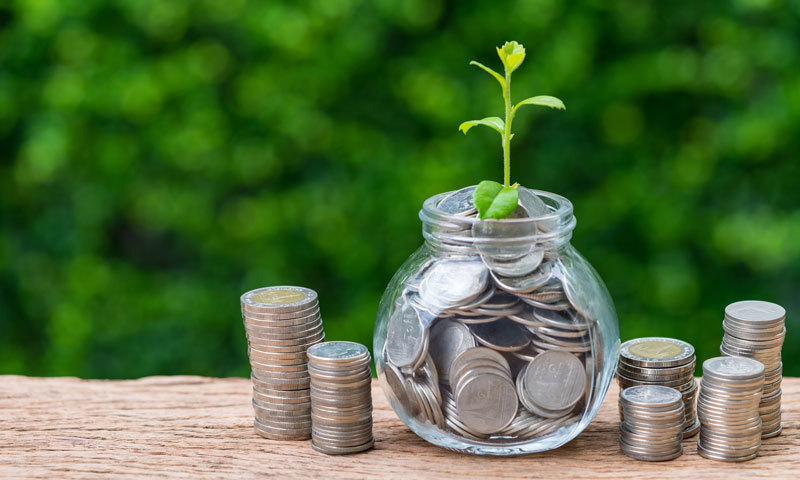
[374,186,620,455]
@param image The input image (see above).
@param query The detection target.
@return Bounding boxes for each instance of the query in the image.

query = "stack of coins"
[241,286,325,440]
[697,356,764,462]
[721,300,785,438]
[617,338,699,437]
[308,341,374,455]
[619,385,684,461]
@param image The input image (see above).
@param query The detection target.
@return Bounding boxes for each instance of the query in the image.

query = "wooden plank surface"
[0,375,797,479]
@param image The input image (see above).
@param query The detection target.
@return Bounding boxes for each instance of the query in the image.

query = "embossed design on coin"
[253,289,306,305]
[525,350,586,411]
[437,186,477,216]
[703,356,765,380]
[385,304,425,368]
[620,385,682,407]
[455,374,517,434]
[620,337,694,368]
[725,300,785,324]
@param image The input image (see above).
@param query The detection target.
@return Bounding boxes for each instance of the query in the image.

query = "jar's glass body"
[374,186,620,455]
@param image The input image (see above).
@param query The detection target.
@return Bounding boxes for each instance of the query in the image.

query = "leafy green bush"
[1,0,798,378]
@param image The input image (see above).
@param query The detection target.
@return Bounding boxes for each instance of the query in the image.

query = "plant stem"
[502,68,512,187]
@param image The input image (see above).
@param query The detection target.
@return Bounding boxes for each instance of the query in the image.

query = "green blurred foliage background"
[1,0,798,379]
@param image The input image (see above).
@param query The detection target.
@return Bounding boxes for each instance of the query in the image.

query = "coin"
[429,319,476,384]
[556,253,607,321]
[437,186,477,216]
[725,300,785,325]
[469,318,533,352]
[241,286,317,313]
[455,373,517,434]
[385,303,427,368]
[620,337,694,368]
[524,351,586,412]
[491,262,553,294]
[419,259,489,310]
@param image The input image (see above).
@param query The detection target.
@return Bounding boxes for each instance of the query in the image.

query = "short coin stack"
[721,300,785,438]
[241,286,325,440]
[618,385,685,461]
[697,356,764,462]
[308,341,374,455]
[617,337,699,437]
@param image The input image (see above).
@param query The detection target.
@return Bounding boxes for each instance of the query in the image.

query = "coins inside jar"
[380,192,599,443]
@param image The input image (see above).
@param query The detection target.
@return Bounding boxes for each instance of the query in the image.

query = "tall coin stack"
[617,337,700,437]
[697,356,764,462]
[618,385,685,461]
[721,300,785,438]
[308,341,374,455]
[241,286,325,440]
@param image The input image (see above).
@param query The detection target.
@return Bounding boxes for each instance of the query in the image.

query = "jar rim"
[420,186,574,226]
[418,186,576,249]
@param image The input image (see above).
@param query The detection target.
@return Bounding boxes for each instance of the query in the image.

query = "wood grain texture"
[0,375,797,479]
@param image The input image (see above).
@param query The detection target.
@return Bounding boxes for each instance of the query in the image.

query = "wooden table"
[1,376,797,479]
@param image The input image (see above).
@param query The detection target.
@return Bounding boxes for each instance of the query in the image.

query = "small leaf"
[496,41,526,73]
[513,95,566,116]
[473,180,520,220]
[469,61,506,89]
[459,117,505,135]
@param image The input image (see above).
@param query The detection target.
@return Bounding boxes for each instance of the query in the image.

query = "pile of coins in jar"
[617,300,786,462]
[381,188,604,442]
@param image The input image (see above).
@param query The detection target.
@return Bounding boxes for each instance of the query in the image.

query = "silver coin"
[455,373,517,434]
[525,350,586,411]
[437,186,477,216]
[482,248,544,277]
[492,262,553,294]
[385,303,427,368]
[556,252,608,321]
[419,259,489,310]
[308,341,369,364]
[703,356,765,381]
[469,318,533,352]
[725,300,785,325]
[620,385,682,408]
[429,319,476,383]
[311,437,374,455]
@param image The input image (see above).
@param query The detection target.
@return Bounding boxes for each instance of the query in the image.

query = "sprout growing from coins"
[460,41,565,220]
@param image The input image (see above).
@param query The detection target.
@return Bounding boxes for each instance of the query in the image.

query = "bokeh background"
[1,0,798,379]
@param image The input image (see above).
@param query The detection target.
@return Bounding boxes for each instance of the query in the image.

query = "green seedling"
[459,41,565,220]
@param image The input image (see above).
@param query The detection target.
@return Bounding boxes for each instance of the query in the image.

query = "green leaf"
[473,180,520,219]
[496,41,526,73]
[512,95,566,116]
[458,117,505,135]
[469,61,506,89]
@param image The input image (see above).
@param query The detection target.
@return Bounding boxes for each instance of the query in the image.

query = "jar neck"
[418,187,576,254]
